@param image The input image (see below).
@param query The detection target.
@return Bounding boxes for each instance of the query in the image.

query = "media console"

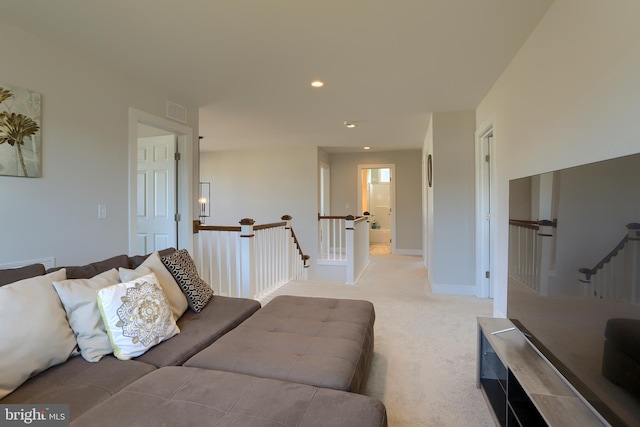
[477,317,607,426]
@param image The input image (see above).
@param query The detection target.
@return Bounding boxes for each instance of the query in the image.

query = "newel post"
[537,219,556,296]
[282,215,293,279]
[345,215,356,285]
[239,218,256,298]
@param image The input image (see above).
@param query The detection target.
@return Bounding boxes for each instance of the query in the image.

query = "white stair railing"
[578,223,640,303]
[508,219,556,295]
[346,215,370,285]
[318,214,370,284]
[318,215,347,260]
[194,215,308,299]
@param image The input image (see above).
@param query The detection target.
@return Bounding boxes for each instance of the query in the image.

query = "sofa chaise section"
[135,295,260,367]
[185,295,375,393]
[71,367,388,427]
[1,254,386,426]
[0,355,156,421]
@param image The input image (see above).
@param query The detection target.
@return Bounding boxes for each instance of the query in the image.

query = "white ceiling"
[1,0,553,152]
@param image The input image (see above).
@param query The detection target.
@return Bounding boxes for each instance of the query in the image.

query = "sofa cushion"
[52,269,121,362]
[129,247,176,269]
[0,263,45,286]
[135,295,261,367]
[48,254,131,279]
[0,355,156,422]
[120,251,188,320]
[97,273,180,360]
[161,249,213,312]
[71,367,388,427]
[0,269,78,399]
[185,295,375,393]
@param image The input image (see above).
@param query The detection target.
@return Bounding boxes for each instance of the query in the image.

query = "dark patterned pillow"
[161,249,213,312]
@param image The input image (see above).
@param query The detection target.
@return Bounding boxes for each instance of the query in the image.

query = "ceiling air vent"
[166,101,187,124]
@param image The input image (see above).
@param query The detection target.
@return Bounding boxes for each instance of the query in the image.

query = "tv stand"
[477,317,606,426]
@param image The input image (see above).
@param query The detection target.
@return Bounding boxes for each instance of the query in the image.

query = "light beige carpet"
[261,253,496,426]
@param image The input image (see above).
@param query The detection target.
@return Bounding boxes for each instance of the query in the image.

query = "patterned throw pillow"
[97,273,180,360]
[161,249,213,312]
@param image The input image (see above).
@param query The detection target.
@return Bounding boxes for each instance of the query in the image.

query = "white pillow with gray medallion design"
[97,272,179,360]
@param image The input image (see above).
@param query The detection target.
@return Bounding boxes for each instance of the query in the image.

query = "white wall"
[0,23,198,266]
[426,111,477,295]
[199,147,320,275]
[328,150,423,253]
[476,0,640,316]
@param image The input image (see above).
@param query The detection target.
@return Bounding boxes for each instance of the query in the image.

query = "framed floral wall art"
[0,82,41,178]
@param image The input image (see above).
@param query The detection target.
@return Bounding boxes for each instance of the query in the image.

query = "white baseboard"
[431,283,477,296]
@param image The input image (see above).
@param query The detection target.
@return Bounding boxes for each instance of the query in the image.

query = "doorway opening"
[358,164,395,255]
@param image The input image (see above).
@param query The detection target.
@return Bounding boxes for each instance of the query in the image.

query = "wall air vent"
[166,101,187,124]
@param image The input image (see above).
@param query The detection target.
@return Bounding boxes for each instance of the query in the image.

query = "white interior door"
[137,134,177,253]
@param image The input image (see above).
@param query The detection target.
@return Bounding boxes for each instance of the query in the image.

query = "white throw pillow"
[52,269,120,362]
[0,269,77,399]
[122,252,188,320]
[97,273,180,360]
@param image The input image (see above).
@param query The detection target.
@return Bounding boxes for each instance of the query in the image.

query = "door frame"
[319,161,331,216]
[128,108,195,255]
[357,163,396,253]
[475,123,495,298]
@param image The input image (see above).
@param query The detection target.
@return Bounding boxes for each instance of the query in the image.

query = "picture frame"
[0,82,42,178]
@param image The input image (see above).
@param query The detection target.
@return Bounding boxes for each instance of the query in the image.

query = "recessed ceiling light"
[310,80,324,88]
[344,121,356,128]
[364,146,371,150]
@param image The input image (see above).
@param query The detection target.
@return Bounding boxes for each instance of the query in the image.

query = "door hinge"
[485,271,490,279]
[485,154,490,163]
[174,213,181,222]
[175,152,181,161]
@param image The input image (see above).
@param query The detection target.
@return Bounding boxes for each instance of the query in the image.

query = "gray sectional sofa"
[0,250,387,426]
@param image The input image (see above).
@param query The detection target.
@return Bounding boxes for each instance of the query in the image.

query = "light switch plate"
[98,204,107,219]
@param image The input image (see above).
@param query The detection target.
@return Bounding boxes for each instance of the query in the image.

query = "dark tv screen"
[508,153,640,427]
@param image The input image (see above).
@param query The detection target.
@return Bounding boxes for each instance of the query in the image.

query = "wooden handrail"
[197,224,241,232]
[318,214,365,220]
[194,221,286,233]
[580,225,638,277]
[289,226,308,266]
[194,217,308,267]
[254,221,286,231]
[509,219,558,230]
[509,220,539,230]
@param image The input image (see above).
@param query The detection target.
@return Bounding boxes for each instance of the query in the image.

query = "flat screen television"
[508,152,640,427]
